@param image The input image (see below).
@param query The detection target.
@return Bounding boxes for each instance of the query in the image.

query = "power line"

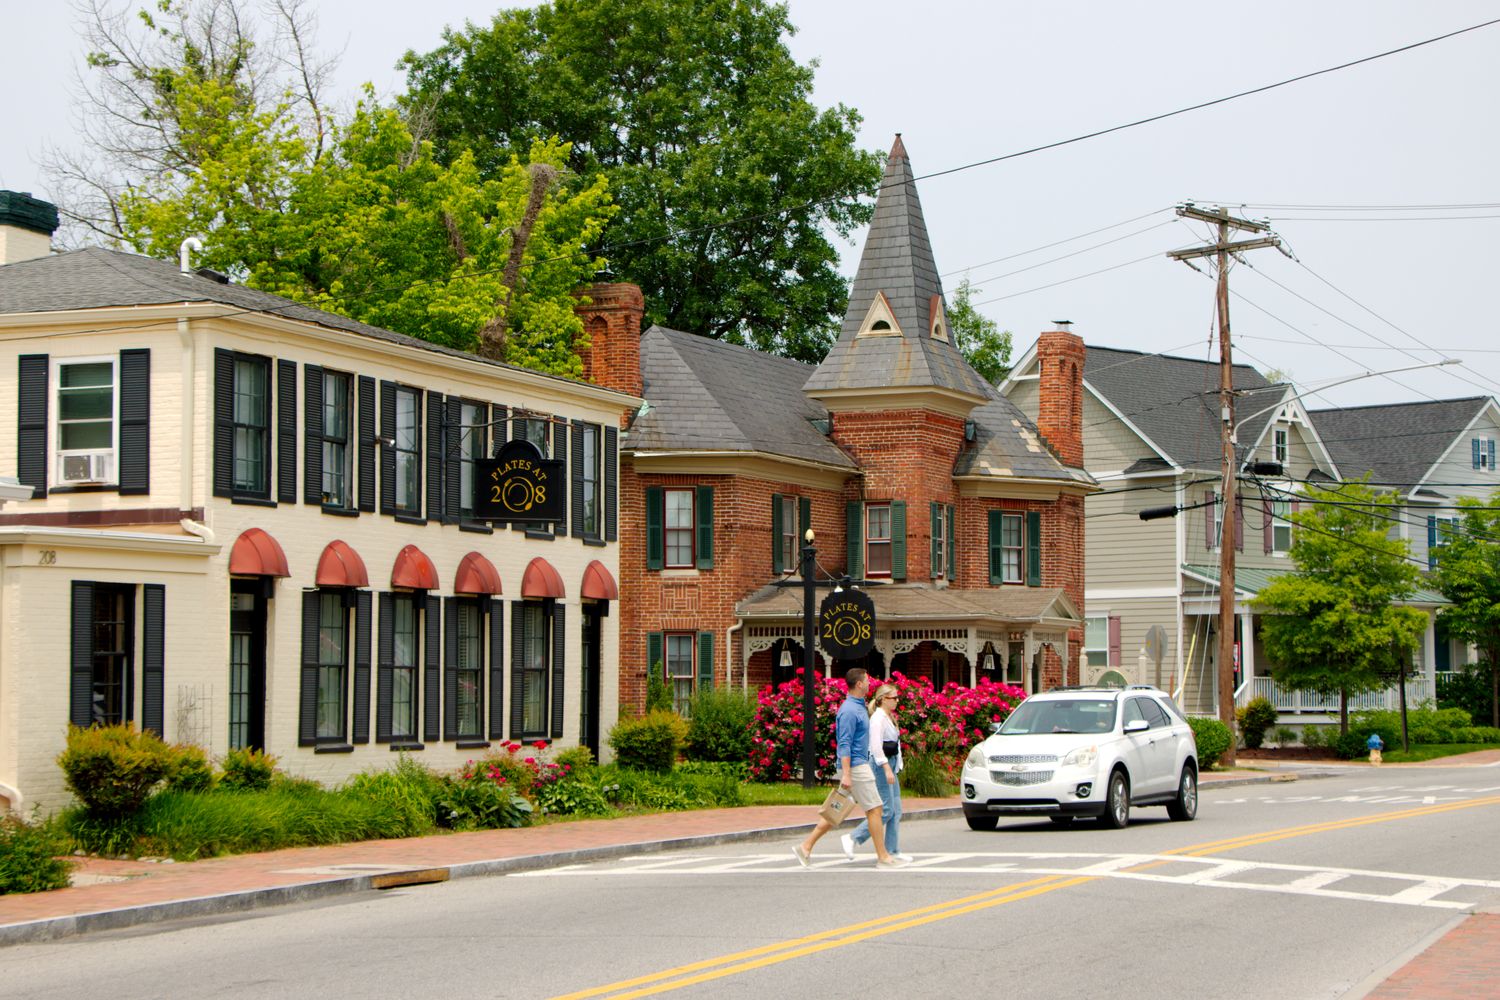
[941,210,1174,279]
[1204,201,1500,212]
[955,220,1177,287]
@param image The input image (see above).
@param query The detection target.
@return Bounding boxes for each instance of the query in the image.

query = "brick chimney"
[1035,321,1085,468]
[574,282,645,398]
[0,191,59,266]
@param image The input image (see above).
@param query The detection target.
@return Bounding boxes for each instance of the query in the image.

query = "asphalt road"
[10,767,1500,999]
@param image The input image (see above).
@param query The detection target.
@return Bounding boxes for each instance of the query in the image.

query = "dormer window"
[857,291,901,337]
[871,320,892,332]
[928,295,949,342]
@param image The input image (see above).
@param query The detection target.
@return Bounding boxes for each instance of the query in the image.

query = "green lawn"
[1378,743,1500,763]
[738,783,834,806]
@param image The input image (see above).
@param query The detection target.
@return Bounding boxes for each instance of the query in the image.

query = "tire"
[966,813,999,831]
[1049,816,1075,826]
[1099,770,1130,829]
[1167,764,1198,821]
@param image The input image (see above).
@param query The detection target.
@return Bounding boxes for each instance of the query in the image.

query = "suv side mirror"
[990,721,1005,734]
[1123,719,1149,734]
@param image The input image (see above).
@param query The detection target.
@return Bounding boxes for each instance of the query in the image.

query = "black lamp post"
[800,528,818,788]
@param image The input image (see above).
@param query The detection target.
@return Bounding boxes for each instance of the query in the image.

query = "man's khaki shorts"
[849,763,883,811]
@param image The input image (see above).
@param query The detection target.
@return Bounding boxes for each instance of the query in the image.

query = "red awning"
[315,540,369,588]
[228,527,291,577]
[580,559,619,600]
[521,557,566,599]
[391,544,439,590]
[454,551,503,595]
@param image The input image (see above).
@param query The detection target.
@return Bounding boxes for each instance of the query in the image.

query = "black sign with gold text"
[819,588,876,661]
[474,440,565,523]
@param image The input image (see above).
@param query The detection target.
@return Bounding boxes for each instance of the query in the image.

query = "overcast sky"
[4,1,1499,409]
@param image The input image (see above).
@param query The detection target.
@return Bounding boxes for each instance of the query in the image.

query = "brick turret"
[574,282,645,399]
[1036,322,1085,468]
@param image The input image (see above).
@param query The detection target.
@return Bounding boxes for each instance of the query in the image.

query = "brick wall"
[575,282,644,400]
[1036,329,1086,468]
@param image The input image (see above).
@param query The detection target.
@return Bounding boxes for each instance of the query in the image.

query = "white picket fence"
[1239,675,1436,714]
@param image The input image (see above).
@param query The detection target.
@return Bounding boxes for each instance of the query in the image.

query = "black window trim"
[229,351,274,502]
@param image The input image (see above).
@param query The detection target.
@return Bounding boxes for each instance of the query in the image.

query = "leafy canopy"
[401,0,882,362]
[1431,494,1500,724]
[948,277,1013,385]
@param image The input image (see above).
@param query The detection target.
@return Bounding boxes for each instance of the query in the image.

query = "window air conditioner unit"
[59,451,113,484]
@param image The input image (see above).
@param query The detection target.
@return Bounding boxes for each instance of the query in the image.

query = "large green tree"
[948,277,1013,385]
[400,0,882,362]
[1252,483,1428,732]
[1431,495,1500,726]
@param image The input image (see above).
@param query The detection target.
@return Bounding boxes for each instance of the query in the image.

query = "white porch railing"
[1239,676,1436,714]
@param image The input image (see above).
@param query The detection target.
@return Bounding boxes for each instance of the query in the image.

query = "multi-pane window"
[315,592,348,741]
[1084,615,1109,668]
[665,633,695,715]
[232,357,270,495]
[581,423,601,536]
[665,489,695,568]
[229,592,254,749]
[1273,427,1289,466]
[866,503,892,577]
[778,495,798,573]
[91,584,134,725]
[57,359,115,480]
[519,602,549,737]
[1271,500,1293,553]
[1000,513,1023,583]
[1431,516,1460,569]
[459,402,484,520]
[1479,437,1495,471]
[391,595,418,740]
[456,601,483,738]
[394,387,420,514]
[934,503,949,579]
[321,371,353,507]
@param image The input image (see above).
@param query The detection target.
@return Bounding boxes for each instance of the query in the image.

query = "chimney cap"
[1052,319,1073,331]
[0,191,60,237]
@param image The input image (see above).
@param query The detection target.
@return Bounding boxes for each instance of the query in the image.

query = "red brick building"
[579,138,1096,712]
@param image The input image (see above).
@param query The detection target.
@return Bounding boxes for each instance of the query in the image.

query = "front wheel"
[1167,765,1198,821]
[966,813,999,831]
[1099,770,1130,829]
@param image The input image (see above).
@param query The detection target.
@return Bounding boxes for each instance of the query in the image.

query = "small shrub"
[553,745,596,773]
[1334,730,1371,760]
[220,748,277,791]
[608,710,686,772]
[1236,698,1279,749]
[57,725,171,817]
[476,745,543,798]
[0,815,73,894]
[684,687,757,763]
[901,751,957,798]
[1188,717,1233,770]
[1300,726,1327,749]
[344,756,442,837]
[164,743,215,793]
[598,764,741,811]
[645,670,673,714]
[535,777,611,817]
[435,766,534,831]
[1409,726,1441,746]
[1459,725,1500,744]
[1274,726,1299,747]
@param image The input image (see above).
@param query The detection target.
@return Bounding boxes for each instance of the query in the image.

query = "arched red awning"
[580,560,619,601]
[315,540,369,588]
[521,557,566,599]
[391,544,439,590]
[454,551,503,595]
[228,527,291,577]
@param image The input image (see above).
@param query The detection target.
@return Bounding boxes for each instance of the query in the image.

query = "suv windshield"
[999,698,1117,735]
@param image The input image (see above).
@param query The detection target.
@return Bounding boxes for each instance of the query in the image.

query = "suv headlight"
[1061,746,1097,768]
[965,746,986,771]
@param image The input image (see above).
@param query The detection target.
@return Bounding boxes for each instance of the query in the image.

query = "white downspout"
[177,316,206,538]
[725,621,743,689]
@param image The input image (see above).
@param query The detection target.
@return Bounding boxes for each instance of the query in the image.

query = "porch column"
[967,627,978,687]
[1424,611,1437,685]
[1023,633,1034,696]
[1239,610,1256,701]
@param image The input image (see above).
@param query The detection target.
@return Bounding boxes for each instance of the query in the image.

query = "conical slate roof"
[804,136,991,400]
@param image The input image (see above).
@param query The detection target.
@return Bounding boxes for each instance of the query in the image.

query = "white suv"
[961,685,1198,830]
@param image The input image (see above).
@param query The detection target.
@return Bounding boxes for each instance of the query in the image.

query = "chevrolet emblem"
[1011,764,1027,772]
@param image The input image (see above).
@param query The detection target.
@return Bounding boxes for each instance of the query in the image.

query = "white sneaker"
[875,856,909,870]
[791,845,811,869]
[840,834,856,861]
[895,852,914,862]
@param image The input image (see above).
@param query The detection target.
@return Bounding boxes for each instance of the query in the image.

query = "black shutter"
[930,502,940,579]
[492,404,509,451]
[118,349,150,495]
[213,349,235,497]
[510,602,526,737]
[426,390,443,521]
[988,510,1003,585]
[444,397,463,525]
[696,485,714,569]
[550,415,567,538]
[647,633,664,685]
[1026,510,1043,587]
[570,420,585,537]
[304,365,324,505]
[141,584,165,736]
[443,596,459,740]
[376,592,394,742]
[697,631,714,691]
[947,504,956,580]
[69,581,94,727]
[604,426,618,541]
[646,487,664,569]
[277,359,297,504]
[424,593,441,742]
[299,591,320,746]
[17,354,47,499]
[771,493,785,575]
[799,496,811,543]
[357,376,376,512]
[352,590,371,743]
[379,381,396,514]
[488,598,505,740]
[550,602,566,739]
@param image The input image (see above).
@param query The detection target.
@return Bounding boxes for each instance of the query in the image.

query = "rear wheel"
[1099,770,1130,829]
[1167,764,1198,821]
[966,813,999,832]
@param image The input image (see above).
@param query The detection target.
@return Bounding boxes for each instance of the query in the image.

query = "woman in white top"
[843,683,909,861]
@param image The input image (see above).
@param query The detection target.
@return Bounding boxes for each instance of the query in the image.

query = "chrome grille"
[987,754,1058,765]
[992,770,1055,786]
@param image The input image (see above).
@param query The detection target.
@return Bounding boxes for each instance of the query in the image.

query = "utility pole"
[1168,204,1281,767]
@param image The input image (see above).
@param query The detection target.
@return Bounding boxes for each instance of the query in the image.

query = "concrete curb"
[0,770,1334,947]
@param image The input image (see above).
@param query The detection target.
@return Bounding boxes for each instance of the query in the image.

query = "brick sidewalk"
[1365,913,1500,999]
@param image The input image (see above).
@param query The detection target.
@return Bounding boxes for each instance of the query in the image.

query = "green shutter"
[930,502,940,579]
[891,500,906,581]
[648,632,664,682]
[696,485,714,569]
[988,510,1003,585]
[771,493,785,575]
[1026,510,1043,587]
[646,487,663,570]
[947,504,956,580]
[697,631,714,690]
[846,502,863,579]
[799,496,811,540]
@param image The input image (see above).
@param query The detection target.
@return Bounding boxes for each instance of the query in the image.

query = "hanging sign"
[474,439,565,523]
[819,588,876,661]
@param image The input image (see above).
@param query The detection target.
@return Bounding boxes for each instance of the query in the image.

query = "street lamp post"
[800,529,818,789]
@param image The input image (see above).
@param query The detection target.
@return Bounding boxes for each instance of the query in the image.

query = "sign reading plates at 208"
[474,439,566,524]
[818,588,876,661]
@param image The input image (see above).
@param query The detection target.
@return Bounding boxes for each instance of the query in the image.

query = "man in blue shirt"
[792,667,907,869]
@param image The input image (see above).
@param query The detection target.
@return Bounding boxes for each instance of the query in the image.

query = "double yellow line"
[552,793,1500,999]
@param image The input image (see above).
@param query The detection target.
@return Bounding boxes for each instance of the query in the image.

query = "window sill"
[231,496,278,508]
[455,740,491,750]
[389,742,424,752]
[660,568,699,578]
[459,521,494,535]
[314,743,355,754]
[393,513,426,526]
[321,505,360,518]
[524,529,555,541]
[581,536,607,548]
[48,484,117,495]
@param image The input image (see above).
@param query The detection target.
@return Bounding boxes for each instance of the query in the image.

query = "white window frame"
[1271,499,1293,555]
[1084,615,1109,668]
[664,488,695,569]
[865,502,892,578]
[933,503,949,580]
[52,355,119,485]
[1273,426,1289,466]
[778,495,798,573]
[1479,436,1494,472]
[664,632,696,715]
[1000,512,1023,583]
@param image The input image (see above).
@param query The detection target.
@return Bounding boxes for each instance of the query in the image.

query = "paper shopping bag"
[818,785,860,826]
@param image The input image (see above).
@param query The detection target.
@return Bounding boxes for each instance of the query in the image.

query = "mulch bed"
[1237,747,1342,762]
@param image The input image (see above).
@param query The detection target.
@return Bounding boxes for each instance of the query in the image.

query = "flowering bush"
[747,670,1025,783]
